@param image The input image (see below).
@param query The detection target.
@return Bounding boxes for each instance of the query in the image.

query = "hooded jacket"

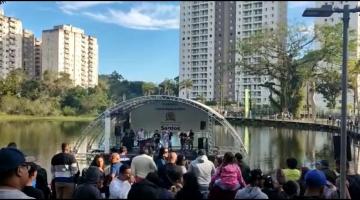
[235,186,269,199]
[73,166,102,199]
[127,179,162,199]
[188,155,216,187]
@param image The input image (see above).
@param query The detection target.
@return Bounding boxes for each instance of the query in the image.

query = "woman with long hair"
[91,154,106,173]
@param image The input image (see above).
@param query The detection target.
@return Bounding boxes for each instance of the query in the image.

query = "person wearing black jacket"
[128,172,163,199]
[22,162,45,199]
[73,166,103,199]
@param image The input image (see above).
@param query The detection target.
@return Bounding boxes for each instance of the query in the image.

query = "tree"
[20,79,43,100]
[173,76,179,96]
[0,69,26,96]
[142,82,157,96]
[159,79,174,95]
[235,24,316,116]
[299,23,356,118]
[348,59,360,116]
[316,68,341,110]
[235,23,356,117]
[179,79,193,99]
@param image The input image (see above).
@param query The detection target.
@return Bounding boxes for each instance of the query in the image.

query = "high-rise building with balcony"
[22,29,36,78]
[179,1,287,105]
[42,25,98,87]
[0,10,23,78]
[235,1,287,106]
[34,39,41,80]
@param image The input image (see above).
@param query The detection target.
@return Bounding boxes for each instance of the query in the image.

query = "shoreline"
[0,114,96,122]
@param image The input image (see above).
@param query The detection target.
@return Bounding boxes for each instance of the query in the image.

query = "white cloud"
[83,3,180,30]
[288,1,315,9]
[57,1,116,15]
[57,2,179,30]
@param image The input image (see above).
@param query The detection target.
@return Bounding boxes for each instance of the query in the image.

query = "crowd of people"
[1,141,360,199]
[116,128,196,154]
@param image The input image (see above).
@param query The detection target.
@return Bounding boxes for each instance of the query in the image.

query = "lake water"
[0,120,357,182]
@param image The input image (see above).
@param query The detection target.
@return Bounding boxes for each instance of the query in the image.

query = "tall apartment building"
[22,29,35,78]
[42,25,98,88]
[34,39,41,79]
[0,10,23,79]
[22,30,42,80]
[179,2,216,101]
[314,1,360,111]
[235,1,287,106]
[179,1,287,105]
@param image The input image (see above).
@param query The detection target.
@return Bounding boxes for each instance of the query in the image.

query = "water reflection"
[0,121,348,181]
[212,126,333,174]
[0,121,89,182]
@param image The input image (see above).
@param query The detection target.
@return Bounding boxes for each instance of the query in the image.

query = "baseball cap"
[305,169,327,188]
[0,147,26,173]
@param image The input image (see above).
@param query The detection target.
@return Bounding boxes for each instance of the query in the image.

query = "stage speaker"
[198,138,204,149]
[123,120,130,132]
[200,121,206,130]
[198,137,208,150]
[115,125,122,136]
[333,135,352,161]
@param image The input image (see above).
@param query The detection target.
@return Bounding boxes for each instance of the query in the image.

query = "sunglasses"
[20,163,31,171]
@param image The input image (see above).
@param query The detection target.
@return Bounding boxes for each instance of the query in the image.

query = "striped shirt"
[51,152,79,183]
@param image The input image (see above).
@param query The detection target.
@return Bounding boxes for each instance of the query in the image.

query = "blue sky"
[0,1,314,83]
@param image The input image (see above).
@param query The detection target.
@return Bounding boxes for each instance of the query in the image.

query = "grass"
[0,113,96,122]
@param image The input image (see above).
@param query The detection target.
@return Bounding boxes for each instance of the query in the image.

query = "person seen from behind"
[131,147,157,183]
[175,172,203,200]
[303,169,327,199]
[50,143,79,199]
[235,169,268,199]
[73,166,103,199]
[235,153,251,184]
[188,149,216,198]
[176,154,187,175]
[282,158,301,182]
[210,152,246,191]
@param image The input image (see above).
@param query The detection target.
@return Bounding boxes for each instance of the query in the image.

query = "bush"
[62,106,77,116]
[0,95,22,114]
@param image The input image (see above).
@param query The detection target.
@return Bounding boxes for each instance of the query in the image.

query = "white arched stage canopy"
[73,95,247,158]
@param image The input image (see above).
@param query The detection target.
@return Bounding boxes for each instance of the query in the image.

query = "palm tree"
[179,79,193,99]
[142,82,157,96]
[349,59,360,117]
[159,79,173,95]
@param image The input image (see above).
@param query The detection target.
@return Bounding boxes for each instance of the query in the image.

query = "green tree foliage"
[179,79,193,99]
[348,59,360,115]
[142,82,157,96]
[159,79,176,95]
[235,22,356,117]
[316,68,341,110]
[235,24,315,115]
[0,69,179,116]
[0,70,111,116]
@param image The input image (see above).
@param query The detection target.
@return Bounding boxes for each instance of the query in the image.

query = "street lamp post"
[303,4,360,199]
